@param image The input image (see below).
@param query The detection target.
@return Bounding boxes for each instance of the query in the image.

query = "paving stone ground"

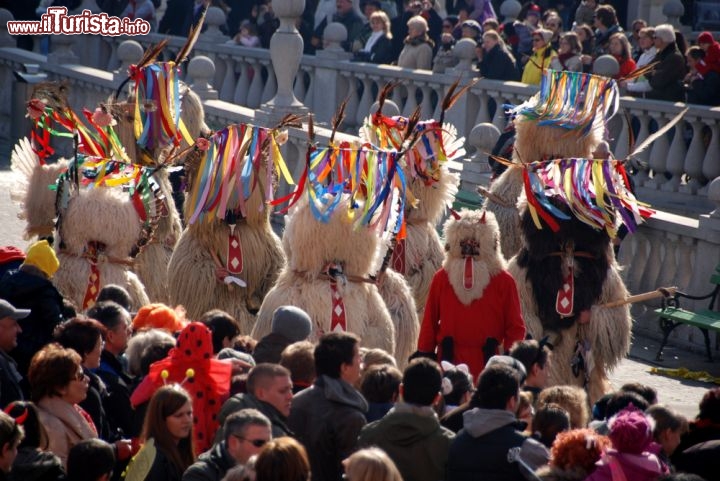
[0,165,717,420]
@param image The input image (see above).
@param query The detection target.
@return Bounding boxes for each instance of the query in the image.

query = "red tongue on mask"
[463,257,473,290]
[556,265,574,317]
[227,233,243,275]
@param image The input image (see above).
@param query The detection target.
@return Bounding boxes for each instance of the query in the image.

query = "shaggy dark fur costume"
[516,199,611,332]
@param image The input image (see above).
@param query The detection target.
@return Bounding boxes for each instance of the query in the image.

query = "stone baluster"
[499,0,522,21]
[645,113,669,189]
[638,231,664,293]
[420,84,433,120]
[450,38,477,74]
[593,55,619,78]
[114,40,143,86]
[662,0,684,28]
[187,55,218,100]
[631,109,651,185]
[217,55,234,102]
[48,34,79,64]
[356,74,373,127]
[293,67,307,103]
[344,73,360,129]
[323,22,348,53]
[201,7,229,43]
[612,113,630,160]
[261,61,277,103]
[681,118,706,193]
[702,123,720,184]
[233,61,251,105]
[312,21,350,125]
[258,0,306,123]
[0,9,16,48]
[664,119,688,191]
[390,86,403,112]
[625,230,649,294]
[402,83,419,118]
[474,91,491,126]
[303,66,314,107]
[490,90,507,131]
[247,58,264,108]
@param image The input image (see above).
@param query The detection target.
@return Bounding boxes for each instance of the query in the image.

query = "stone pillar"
[48,34,79,64]
[200,7,229,43]
[187,55,219,100]
[445,39,478,137]
[311,23,351,125]
[500,0,522,22]
[662,0,684,28]
[0,9,16,48]
[464,123,500,191]
[114,40,144,85]
[258,0,307,123]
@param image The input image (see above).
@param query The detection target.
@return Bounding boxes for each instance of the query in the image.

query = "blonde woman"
[397,15,434,70]
[480,30,520,80]
[355,11,394,64]
[343,447,403,481]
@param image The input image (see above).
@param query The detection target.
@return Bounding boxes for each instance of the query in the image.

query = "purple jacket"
[584,450,667,481]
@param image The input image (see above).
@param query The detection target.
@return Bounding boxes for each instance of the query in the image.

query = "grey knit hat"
[271,306,312,342]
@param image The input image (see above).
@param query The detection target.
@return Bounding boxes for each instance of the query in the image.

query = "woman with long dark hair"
[123,385,195,481]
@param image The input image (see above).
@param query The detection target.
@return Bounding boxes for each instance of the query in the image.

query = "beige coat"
[398,40,433,70]
[37,397,97,468]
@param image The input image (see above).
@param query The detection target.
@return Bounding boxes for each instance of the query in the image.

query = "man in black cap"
[0,299,29,408]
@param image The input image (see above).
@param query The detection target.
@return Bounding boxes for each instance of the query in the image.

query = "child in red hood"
[696,31,720,76]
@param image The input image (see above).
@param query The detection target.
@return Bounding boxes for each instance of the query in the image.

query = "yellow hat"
[23,240,60,278]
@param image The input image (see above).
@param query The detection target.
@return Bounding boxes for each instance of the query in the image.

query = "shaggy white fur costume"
[10,139,150,310]
[252,195,396,355]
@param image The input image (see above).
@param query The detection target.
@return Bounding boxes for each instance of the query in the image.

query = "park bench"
[654,264,720,362]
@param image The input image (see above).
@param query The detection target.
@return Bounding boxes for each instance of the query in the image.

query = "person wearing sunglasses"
[521,28,556,85]
[27,343,97,469]
[183,409,271,481]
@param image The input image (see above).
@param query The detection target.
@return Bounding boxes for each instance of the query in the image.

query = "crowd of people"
[5,0,720,105]
[0,238,718,481]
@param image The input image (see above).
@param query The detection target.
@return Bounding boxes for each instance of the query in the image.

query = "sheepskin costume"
[484,72,605,260]
[508,199,631,404]
[252,194,396,355]
[10,141,150,311]
[375,267,418,368]
[110,83,208,303]
[359,118,460,318]
[167,126,285,335]
[417,209,526,379]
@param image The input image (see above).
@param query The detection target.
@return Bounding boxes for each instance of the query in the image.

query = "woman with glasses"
[521,29,557,85]
[28,343,97,468]
[124,385,195,481]
[54,316,113,441]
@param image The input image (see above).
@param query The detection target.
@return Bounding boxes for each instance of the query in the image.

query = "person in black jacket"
[479,30,520,81]
[182,409,271,481]
[0,241,64,395]
[157,0,195,37]
[353,11,395,65]
[646,24,687,102]
[446,363,527,481]
[0,300,28,409]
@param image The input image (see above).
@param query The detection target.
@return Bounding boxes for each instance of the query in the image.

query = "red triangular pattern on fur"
[555,266,574,317]
[391,238,406,274]
[463,257,474,290]
[227,234,243,275]
[330,283,347,332]
[82,263,101,310]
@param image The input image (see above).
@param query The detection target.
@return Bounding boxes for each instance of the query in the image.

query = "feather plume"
[375,81,400,121]
[620,61,658,82]
[137,39,169,70]
[439,77,478,125]
[330,98,348,145]
[176,6,207,64]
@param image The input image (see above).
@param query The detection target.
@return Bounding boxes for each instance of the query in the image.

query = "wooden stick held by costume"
[598,287,677,308]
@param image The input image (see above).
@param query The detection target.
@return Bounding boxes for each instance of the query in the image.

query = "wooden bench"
[654,264,720,362]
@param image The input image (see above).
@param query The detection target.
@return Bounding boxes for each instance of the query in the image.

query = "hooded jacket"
[289,375,368,481]
[446,407,527,481]
[182,441,236,481]
[358,402,455,481]
[584,449,666,481]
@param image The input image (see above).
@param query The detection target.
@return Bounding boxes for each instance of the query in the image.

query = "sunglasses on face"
[233,435,268,448]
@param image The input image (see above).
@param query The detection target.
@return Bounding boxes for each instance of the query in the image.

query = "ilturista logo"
[7,7,151,36]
